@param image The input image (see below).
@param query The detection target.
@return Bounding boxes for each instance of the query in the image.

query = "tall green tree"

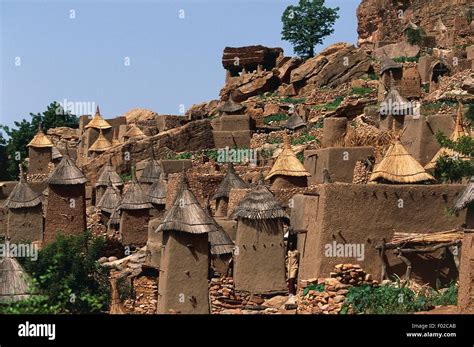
[281,0,339,59]
[0,102,79,180]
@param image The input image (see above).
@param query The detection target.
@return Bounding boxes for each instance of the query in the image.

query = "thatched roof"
[379,57,402,75]
[89,130,112,152]
[47,154,87,185]
[98,183,121,214]
[139,159,162,184]
[425,102,471,170]
[156,172,217,234]
[124,124,146,139]
[285,113,306,130]
[4,173,43,209]
[51,146,63,160]
[85,106,112,130]
[27,124,53,148]
[119,170,152,210]
[212,163,248,200]
[209,224,234,255]
[453,177,474,212]
[265,134,310,180]
[369,138,435,184]
[0,256,31,302]
[433,18,447,32]
[383,73,408,106]
[231,174,289,221]
[218,93,245,114]
[147,175,167,205]
[108,206,121,226]
[404,20,419,31]
[95,158,123,187]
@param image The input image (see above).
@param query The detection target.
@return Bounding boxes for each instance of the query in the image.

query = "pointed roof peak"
[89,129,112,152]
[47,155,87,185]
[5,173,43,209]
[85,106,112,130]
[265,135,310,180]
[27,123,53,148]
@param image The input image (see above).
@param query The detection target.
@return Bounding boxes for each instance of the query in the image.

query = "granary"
[95,157,124,203]
[212,163,248,217]
[139,151,162,194]
[231,174,289,294]
[97,182,121,224]
[379,73,411,130]
[27,124,53,176]
[43,150,87,245]
[425,102,470,171]
[156,172,216,314]
[400,65,422,99]
[51,146,63,165]
[453,176,474,228]
[4,167,43,243]
[369,134,435,184]
[88,129,112,158]
[78,106,113,165]
[285,112,306,131]
[379,57,402,98]
[0,255,32,303]
[118,169,152,247]
[217,92,245,116]
[123,124,146,142]
[209,224,234,276]
[146,173,167,219]
[265,134,310,189]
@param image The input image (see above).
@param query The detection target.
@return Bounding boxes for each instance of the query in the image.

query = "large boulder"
[219,70,281,102]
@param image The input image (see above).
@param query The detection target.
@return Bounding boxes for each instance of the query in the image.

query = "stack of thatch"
[157,172,216,234]
[232,174,289,221]
[98,183,122,214]
[95,158,124,188]
[0,257,31,303]
[89,129,112,153]
[147,174,167,205]
[85,106,112,130]
[47,154,87,185]
[265,134,310,181]
[119,173,152,211]
[425,102,471,171]
[124,124,146,140]
[212,163,248,201]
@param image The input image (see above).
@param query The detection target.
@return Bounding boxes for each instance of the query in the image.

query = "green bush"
[279,97,306,104]
[351,87,374,96]
[264,113,289,125]
[167,152,193,160]
[291,132,317,145]
[405,27,425,46]
[312,96,344,111]
[393,56,419,63]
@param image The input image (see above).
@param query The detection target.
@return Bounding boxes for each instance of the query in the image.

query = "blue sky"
[0,0,360,128]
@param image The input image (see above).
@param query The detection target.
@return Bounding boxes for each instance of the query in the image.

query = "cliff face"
[357,0,473,48]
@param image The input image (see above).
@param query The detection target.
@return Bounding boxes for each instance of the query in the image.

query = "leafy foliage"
[264,113,289,125]
[405,27,426,46]
[312,96,344,111]
[291,132,317,145]
[281,0,339,59]
[303,283,324,296]
[351,87,374,96]
[393,56,419,63]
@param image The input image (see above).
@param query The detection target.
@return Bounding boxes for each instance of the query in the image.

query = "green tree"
[0,102,79,180]
[281,0,339,59]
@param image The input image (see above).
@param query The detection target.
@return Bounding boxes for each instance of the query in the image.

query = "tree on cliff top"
[281,0,339,59]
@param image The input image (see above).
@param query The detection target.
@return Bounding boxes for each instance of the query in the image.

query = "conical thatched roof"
[218,93,245,114]
[27,124,53,148]
[433,17,447,32]
[47,153,87,185]
[425,103,471,170]
[124,124,146,139]
[212,163,248,200]
[369,138,435,184]
[119,170,152,210]
[379,57,402,75]
[0,256,31,302]
[157,172,217,234]
[51,146,63,160]
[285,113,306,130]
[383,72,408,106]
[95,158,123,187]
[265,134,310,180]
[139,159,162,184]
[98,183,121,214]
[209,224,234,255]
[404,20,419,31]
[108,205,121,226]
[147,175,167,205]
[232,174,289,221]
[89,129,112,152]
[5,170,43,209]
[453,177,474,212]
[85,106,112,130]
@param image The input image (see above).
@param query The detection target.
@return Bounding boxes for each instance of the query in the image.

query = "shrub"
[351,87,374,96]
[279,97,306,104]
[312,96,344,111]
[291,132,317,145]
[405,27,425,46]
[264,113,289,125]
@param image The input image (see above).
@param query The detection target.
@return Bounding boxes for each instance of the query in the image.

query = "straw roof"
[433,18,447,32]
[119,171,152,210]
[47,153,87,185]
[404,20,419,31]
[124,124,146,139]
[209,224,234,255]
[89,129,112,152]
[369,137,435,184]
[453,177,474,212]
[232,174,289,221]
[108,205,121,226]
[98,183,122,214]
[85,106,112,130]
[147,175,167,205]
[218,93,245,114]
[425,103,471,170]
[27,124,53,148]
[285,113,307,130]
[4,170,43,209]
[265,134,310,180]
[156,172,217,234]
[96,158,123,187]
[379,57,402,75]
[139,159,162,184]
[51,146,63,160]
[383,72,408,106]
[0,256,31,302]
[212,163,248,200]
